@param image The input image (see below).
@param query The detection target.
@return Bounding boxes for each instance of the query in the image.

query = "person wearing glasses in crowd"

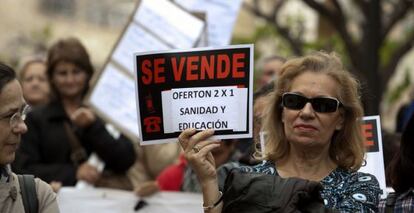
[12,38,136,190]
[179,51,381,212]
[0,62,59,212]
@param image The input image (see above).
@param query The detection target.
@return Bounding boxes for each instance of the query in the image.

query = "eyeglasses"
[282,92,342,113]
[0,105,31,128]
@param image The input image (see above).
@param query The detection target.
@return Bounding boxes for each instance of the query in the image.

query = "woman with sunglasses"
[178,51,381,212]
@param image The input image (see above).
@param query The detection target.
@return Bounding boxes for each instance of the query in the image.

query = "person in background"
[179,51,381,212]
[395,86,414,133]
[257,55,286,88]
[18,56,50,107]
[378,114,414,212]
[12,38,136,189]
[0,62,59,212]
[237,83,274,165]
[135,139,239,197]
[127,142,182,192]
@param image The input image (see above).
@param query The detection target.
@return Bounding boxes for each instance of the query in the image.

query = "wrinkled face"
[281,71,344,149]
[51,61,88,99]
[0,80,28,165]
[21,62,50,105]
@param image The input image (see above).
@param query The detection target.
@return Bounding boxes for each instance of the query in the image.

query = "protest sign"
[85,0,206,141]
[359,115,386,198]
[175,0,243,47]
[135,45,254,145]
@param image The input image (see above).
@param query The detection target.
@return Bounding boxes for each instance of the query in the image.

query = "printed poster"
[134,45,254,145]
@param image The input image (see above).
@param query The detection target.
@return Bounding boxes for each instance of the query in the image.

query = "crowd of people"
[1,36,413,212]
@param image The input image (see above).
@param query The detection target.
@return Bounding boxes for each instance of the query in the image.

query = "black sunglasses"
[282,92,342,113]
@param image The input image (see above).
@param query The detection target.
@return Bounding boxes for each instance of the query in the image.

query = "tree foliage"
[241,0,414,115]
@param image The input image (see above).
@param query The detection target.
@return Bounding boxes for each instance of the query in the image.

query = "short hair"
[262,51,365,171]
[387,114,414,193]
[47,37,94,98]
[0,62,17,93]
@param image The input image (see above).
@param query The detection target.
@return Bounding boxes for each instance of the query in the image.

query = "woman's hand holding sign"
[178,128,220,183]
[178,128,223,213]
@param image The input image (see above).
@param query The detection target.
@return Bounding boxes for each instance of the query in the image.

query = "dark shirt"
[12,101,136,186]
[378,189,414,213]
[236,161,381,212]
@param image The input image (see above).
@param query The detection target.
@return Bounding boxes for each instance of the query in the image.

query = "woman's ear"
[335,110,345,130]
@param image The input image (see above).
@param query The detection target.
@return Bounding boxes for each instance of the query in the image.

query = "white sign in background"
[359,115,386,198]
[90,64,139,137]
[176,0,243,47]
[87,0,243,141]
[134,0,205,49]
[112,24,170,74]
[87,0,208,141]
[162,86,247,133]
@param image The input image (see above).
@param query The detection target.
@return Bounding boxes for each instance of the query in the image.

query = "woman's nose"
[299,103,315,118]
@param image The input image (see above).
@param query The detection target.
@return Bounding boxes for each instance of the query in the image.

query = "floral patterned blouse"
[237,161,381,212]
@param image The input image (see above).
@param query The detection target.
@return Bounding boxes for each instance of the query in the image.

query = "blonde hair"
[261,51,365,171]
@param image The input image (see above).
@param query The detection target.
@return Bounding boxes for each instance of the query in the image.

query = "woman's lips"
[294,124,318,131]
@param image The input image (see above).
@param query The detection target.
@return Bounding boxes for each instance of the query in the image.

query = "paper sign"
[162,86,247,133]
[112,24,170,74]
[359,115,386,198]
[176,0,243,46]
[134,0,205,48]
[86,0,207,142]
[90,64,139,138]
[134,45,254,145]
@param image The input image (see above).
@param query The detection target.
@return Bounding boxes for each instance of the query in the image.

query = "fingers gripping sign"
[178,129,221,182]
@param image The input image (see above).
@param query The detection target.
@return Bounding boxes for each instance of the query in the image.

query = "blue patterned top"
[378,189,414,213]
[237,161,381,212]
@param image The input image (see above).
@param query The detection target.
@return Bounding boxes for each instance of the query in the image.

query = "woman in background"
[13,38,136,189]
[18,56,50,106]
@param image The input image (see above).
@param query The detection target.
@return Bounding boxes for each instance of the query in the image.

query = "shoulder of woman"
[35,178,60,212]
[34,178,56,198]
[237,161,277,175]
[337,170,381,194]
[347,171,380,184]
[324,169,380,189]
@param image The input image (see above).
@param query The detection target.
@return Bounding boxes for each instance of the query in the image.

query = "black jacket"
[222,170,337,213]
[12,101,136,186]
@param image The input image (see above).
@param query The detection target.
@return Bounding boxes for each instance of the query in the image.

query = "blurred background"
[1,0,413,131]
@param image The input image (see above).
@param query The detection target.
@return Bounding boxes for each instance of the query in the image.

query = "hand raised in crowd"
[76,162,101,184]
[70,107,96,128]
[178,129,221,184]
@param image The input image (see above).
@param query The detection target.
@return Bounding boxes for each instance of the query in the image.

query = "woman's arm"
[178,129,223,213]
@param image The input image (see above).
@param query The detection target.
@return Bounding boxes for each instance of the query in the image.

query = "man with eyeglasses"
[0,62,59,212]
